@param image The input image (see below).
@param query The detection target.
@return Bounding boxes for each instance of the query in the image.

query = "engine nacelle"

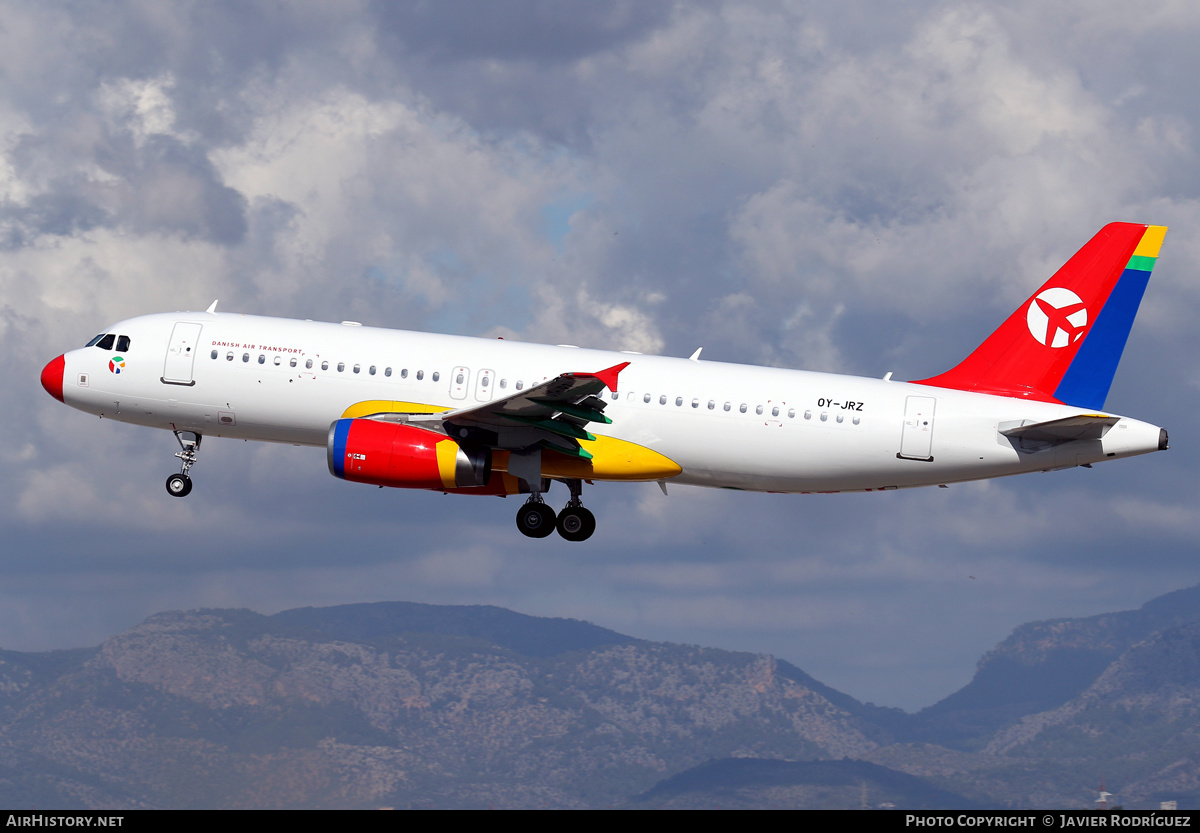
[328,418,496,490]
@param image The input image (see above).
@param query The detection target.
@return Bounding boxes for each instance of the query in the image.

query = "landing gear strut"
[555,479,596,542]
[166,431,201,498]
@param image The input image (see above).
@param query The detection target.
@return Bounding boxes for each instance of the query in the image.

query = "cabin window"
[210,350,218,360]
[290,357,297,368]
[804,410,812,420]
[706,400,713,410]
[401,369,408,378]
[723,402,731,411]
[385,367,392,377]
[852,416,861,425]
[739,403,747,413]
[499,379,507,388]
[611,392,618,400]
[353,364,360,374]
[690,399,698,409]
[369,365,376,375]
[226,352,234,362]
[756,405,763,415]
[481,376,489,388]
[516,380,524,390]
[456,373,464,385]
[258,355,265,365]
[116,335,131,352]
[643,393,651,403]
[94,334,116,351]
[771,406,779,417]
[820,412,828,422]
[836,414,844,423]
[337,362,345,372]
[432,371,440,382]
[243,353,250,363]
[416,370,424,380]
[788,408,795,418]
[659,395,666,405]
[273,356,281,366]
[675,397,683,407]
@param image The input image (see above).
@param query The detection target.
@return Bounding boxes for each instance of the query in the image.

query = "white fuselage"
[55,311,1165,493]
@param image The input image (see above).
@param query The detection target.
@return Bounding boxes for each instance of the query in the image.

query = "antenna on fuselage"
[206,300,219,314]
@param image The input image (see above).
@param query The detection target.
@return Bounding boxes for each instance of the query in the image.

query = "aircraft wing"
[406,362,630,458]
[1000,414,1119,446]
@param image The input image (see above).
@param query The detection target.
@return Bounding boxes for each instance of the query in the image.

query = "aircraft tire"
[557,506,596,542]
[166,473,192,498]
[516,502,556,538]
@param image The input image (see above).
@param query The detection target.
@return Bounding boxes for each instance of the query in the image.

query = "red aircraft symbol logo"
[1026,287,1088,348]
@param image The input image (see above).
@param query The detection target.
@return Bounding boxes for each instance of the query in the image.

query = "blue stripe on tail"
[1054,268,1151,410]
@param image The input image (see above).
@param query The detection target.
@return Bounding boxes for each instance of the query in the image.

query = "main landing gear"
[515,478,596,542]
[165,431,201,498]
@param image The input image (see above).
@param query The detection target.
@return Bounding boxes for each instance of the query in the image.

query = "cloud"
[96,74,188,147]
[371,0,673,65]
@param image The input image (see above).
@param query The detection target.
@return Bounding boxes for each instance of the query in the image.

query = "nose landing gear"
[165,472,192,497]
[166,431,201,498]
[515,478,596,542]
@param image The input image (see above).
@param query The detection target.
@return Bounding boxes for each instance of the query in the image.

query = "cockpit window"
[93,334,116,351]
[115,335,131,352]
[85,334,106,347]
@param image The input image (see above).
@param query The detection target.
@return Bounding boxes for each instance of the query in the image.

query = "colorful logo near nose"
[109,356,126,374]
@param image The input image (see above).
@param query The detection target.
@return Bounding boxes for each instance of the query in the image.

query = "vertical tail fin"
[913,223,1166,409]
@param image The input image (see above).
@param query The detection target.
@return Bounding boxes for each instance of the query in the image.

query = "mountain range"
[4,586,1200,808]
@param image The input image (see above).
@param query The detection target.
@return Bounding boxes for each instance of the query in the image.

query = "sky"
[3,0,1200,712]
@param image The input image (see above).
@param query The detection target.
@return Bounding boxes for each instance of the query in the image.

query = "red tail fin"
[913,223,1165,408]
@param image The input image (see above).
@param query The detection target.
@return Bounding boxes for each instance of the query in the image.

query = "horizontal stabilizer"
[1000,414,1119,446]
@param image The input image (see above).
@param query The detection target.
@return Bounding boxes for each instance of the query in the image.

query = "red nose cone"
[41,355,65,402]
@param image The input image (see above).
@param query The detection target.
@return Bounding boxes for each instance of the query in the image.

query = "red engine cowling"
[328,418,513,492]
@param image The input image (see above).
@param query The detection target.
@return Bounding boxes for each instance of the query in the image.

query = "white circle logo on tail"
[1026,288,1088,348]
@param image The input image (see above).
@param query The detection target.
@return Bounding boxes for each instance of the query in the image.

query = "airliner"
[40,222,1169,541]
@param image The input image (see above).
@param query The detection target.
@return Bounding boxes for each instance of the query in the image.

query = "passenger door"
[162,322,203,386]
[898,395,936,461]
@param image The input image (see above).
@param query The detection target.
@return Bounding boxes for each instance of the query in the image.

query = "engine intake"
[328,419,493,490]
